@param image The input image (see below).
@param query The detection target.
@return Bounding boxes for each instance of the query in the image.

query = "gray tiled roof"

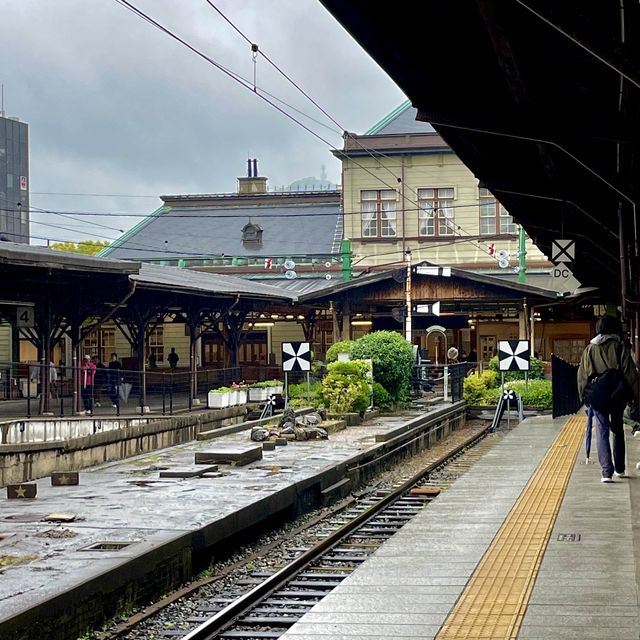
[104,201,342,261]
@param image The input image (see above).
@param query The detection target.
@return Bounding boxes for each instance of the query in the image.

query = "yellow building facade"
[338,102,550,273]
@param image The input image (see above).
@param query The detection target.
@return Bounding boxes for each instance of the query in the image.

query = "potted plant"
[208,386,230,408]
[248,381,269,402]
[233,382,247,405]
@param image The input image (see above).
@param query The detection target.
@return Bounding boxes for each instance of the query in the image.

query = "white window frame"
[479,188,517,235]
[361,189,397,238]
[418,187,455,237]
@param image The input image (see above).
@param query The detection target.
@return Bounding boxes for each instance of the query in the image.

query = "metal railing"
[0,361,241,418]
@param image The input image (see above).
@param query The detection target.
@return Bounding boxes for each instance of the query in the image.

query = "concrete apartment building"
[0,113,30,363]
[0,113,29,244]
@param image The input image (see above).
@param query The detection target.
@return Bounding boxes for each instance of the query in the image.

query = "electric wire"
[112,0,502,263]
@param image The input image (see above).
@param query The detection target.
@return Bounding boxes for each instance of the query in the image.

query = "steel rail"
[183,421,494,640]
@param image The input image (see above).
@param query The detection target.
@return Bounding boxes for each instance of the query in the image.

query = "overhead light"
[270,314,279,319]
[285,314,294,319]
[297,314,305,320]
[351,320,373,326]
[253,322,275,328]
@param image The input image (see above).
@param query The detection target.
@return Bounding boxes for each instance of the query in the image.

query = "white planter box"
[268,385,283,396]
[228,390,238,405]
[237,390,247,404]
[248,388,268,402]
[208,391,230,408]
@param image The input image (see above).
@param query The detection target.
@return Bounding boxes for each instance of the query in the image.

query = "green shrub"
[326,340,354,363]
[372,381,392,411]
[488,355,545,381]
[463,371,492,405]
[320,359,371,414]
[481,379,552,409]
[351,331,414,401]
[288,381,322,400]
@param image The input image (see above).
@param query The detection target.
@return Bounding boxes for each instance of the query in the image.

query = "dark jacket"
[577,334,638,402]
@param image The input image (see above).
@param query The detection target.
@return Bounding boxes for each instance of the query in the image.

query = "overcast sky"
[1,0,406,245]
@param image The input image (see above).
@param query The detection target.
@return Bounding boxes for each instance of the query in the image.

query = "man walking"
[168,347,179,370]
[577,316,638,482]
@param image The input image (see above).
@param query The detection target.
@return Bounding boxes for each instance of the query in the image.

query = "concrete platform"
[280,414,640,640]
[0,401,465,640]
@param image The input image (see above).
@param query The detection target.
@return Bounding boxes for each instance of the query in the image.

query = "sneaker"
[601,477,614,483]
[95,402,101,408]
[614,472,627,478]
[112,404,118,409]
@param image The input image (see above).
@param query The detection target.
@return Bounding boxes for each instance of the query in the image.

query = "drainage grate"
[80,541,134,551]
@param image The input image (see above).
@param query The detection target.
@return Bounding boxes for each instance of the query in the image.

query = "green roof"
[364,100,412,135]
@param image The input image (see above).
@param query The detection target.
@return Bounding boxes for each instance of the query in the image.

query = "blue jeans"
[593,407,625,478]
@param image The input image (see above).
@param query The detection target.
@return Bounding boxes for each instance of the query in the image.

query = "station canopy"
[320,0,640,299]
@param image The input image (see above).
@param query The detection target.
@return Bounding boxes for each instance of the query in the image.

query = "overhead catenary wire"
[112,0,503,264]
[201,0,509,261]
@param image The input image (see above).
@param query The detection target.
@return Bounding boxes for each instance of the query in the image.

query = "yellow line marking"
[436,415,584,639]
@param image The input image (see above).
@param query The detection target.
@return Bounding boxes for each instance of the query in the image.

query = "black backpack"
[583,343,630,412]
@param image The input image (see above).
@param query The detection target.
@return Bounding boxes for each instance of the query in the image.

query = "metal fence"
[551,354,580,417]
[0,361,241,418]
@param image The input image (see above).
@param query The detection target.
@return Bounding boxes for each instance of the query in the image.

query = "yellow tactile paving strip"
[436,415,584,639]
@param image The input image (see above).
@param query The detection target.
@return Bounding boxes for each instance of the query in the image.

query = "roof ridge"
[364,100,412,135]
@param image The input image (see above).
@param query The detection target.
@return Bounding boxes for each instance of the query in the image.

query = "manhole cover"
[80,541,134,551]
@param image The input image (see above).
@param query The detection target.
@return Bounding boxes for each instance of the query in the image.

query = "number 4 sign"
[16,306,35,328]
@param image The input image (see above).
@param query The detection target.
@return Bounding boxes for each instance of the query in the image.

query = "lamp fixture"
[351,320,373,326]
[253,322,275,328]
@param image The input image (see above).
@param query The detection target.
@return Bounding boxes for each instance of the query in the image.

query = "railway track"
[154,423,499,640]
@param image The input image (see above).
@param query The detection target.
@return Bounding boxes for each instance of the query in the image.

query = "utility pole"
[405,248,412,343]
[340,239,352,282]
[518,225,527,284]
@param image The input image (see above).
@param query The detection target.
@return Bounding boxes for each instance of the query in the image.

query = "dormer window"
[242,221,263,245]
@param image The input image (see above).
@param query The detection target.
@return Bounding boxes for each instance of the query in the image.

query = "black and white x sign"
[282,341,312,372]
[551,239,575,264]
[498,340,530,371]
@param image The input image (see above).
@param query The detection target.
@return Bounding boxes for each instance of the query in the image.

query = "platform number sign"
[16,306,34,328]
[498,340,530,371]
[282,341,311,372]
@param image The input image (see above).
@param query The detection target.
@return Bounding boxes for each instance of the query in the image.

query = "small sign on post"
[498,340,531,371]
[281,342,311,372]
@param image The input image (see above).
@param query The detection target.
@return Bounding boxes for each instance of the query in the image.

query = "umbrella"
[585,407,594,463]
[118,382,133,404]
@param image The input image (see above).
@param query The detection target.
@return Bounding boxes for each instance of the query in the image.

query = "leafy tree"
[51,240,110,255]
[326,340,354,363]
[351,330,414,401]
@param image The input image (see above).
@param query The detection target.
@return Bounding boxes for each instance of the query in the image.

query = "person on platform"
[168,347,179,370]
[577,316,638,483]
[80,354,97,415]
[107,352,122,409]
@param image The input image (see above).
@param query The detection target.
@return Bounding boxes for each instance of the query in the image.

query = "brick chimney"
[237,158,267,194]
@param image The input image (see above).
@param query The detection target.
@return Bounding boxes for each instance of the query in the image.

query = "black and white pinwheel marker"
[282,341,312,372]
[498,340,530,371]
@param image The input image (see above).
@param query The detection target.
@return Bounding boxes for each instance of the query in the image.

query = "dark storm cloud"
[1,0,405,242]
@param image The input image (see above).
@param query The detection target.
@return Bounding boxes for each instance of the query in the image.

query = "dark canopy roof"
[320,0,640,299]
